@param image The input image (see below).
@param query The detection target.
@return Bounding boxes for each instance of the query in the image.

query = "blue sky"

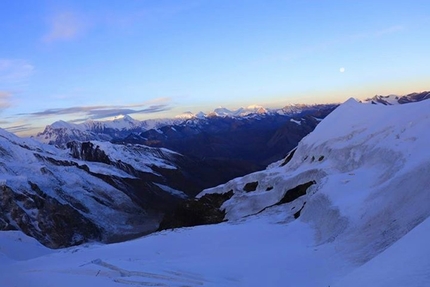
[1,1,429,135]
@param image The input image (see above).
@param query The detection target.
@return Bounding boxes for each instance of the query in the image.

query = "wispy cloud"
[103,2,200,30]
[273,24,406,64]
[19,98,172,121]
[0,91,12,109]
[42,11,86,43]
[0,59,34,83]
[4,124,34,134]
[375,25,404,37]
[349,25,405,41]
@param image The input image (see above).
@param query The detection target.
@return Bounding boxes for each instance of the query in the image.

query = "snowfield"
[1,98,430,286]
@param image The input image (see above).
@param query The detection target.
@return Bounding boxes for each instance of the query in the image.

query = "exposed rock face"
[67,141,111,164]
[277,181,315,205]
[158,191,234,230]
[243,181,259,192]
[157,180,316,232]
[0,185,101,248]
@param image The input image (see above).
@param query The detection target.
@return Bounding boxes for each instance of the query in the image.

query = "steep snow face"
[332,215,430,287]
[200,98,430,264]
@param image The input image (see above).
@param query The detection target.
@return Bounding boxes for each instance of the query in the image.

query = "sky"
[1,0,429,136]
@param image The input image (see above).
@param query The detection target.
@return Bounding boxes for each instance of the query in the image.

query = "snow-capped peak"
[213,107,234,116]
[113,114,134,122]
[50,120,81,130]
[364,90,430,105]
[175,111,196,119]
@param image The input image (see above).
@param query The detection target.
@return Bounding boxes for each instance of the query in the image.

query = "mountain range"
[364,90,430,105]
[34,104,335,147]
[1,93,429,286]
[1,102,337,247]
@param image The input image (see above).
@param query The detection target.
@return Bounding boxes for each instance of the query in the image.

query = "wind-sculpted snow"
[200,98,430,264]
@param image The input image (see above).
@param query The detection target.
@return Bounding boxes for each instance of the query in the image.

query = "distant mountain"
[34,115,184,146]
[364,90,430,105]
[115,104,339,184]
[34,104,339,189]
[34,104,335,147]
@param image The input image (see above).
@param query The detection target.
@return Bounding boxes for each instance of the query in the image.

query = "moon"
[339,67,345,73]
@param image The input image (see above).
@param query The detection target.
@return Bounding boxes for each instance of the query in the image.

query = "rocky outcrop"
[158,191,234,230]
[276,181,315,205]
[67,141,111,164]
[243,181,258,192]
[0,184,101,248]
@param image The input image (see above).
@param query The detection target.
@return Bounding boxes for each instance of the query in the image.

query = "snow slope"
[0,217,350,287]
[333,216,430,287]
[1,98,429,286]
[0,127,196,247]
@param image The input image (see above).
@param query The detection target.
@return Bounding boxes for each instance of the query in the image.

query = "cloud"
[83,105,171,120]
[349,25,405,41]
[103,2,200,31]
[43,12,86,43]
[374,25,404,37]
[4,124,34,134]
[0,91,12,109]
[274,24,405,64]
[0,59,34,83]
[19,100,172,121]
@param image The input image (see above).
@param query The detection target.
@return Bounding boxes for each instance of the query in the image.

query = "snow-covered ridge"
[0,124,199,248]
[364,90,430,105]
[200,97,430,265]
[177,104,337,119]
